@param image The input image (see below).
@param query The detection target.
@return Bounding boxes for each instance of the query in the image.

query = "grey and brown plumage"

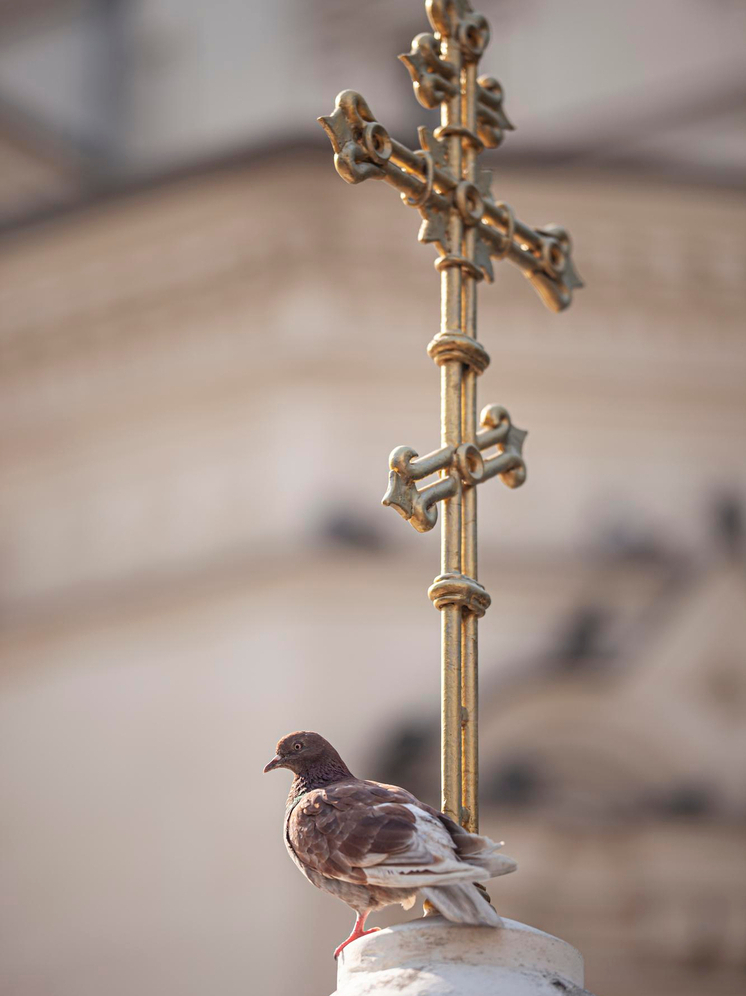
[263,731,516,958]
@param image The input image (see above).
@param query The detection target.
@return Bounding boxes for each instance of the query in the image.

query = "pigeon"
[263,730,516,959]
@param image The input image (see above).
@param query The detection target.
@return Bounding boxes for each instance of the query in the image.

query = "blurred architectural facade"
[1,0,745,226]
[1,3,746,996]
[2,151,745,996]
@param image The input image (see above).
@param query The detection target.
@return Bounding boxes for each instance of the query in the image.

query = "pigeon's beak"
[263,754,285,773]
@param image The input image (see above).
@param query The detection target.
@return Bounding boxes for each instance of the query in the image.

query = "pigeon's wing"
[288,779,487,889]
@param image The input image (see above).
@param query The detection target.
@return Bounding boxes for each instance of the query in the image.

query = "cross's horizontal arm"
[318,90,582,313]
[382,405,526,532]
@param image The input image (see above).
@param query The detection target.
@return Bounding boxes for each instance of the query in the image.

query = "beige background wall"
[1,156,745,995]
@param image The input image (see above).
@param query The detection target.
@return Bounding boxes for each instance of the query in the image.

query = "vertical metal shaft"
[319,0,577,857]
[439,34,464,826]
[460,59,480,834]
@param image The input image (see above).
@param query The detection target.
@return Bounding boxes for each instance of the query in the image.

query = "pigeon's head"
[263,731,343,775]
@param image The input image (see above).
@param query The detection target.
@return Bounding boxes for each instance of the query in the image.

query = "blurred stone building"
[1,3,745,996]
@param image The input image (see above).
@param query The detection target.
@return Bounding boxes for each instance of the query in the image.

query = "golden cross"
[319,0,582,833]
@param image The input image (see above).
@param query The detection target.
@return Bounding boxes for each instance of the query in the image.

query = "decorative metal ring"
[455,181,484,226]
[492,201,515,260]
[434,254,483,281]
[480,404,510,433]
[433,124,484,153]
[458,14,490,60]
[427,332,490,374]
[388,445,419,479]
[362,121,392,164]
[402,150,435,207]
[540,235,566,279]
[428,572,492,617]
[455,443,485,485]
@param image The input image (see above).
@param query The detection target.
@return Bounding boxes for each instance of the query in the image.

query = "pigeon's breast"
[283,796,313,880]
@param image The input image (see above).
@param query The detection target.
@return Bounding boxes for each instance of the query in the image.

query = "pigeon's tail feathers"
[481,852,518,878]
[364,861,489,889]
[450,829,518,879]
[420,883,502,927]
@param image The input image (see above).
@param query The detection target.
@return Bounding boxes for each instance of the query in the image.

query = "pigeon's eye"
[293,742,303,751]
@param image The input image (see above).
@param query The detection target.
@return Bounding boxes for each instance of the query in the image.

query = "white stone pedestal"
[331,916,595,995]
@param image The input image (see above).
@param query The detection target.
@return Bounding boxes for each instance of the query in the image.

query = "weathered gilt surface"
[319,0,583,835]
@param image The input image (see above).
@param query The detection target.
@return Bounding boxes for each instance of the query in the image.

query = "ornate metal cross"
[319,0,582,833]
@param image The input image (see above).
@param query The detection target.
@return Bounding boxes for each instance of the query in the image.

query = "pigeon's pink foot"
[333,913,381,959]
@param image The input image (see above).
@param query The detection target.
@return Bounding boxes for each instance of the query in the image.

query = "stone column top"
[332,915,595,996]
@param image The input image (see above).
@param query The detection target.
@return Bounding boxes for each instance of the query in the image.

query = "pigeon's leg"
[333,911,380,959]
